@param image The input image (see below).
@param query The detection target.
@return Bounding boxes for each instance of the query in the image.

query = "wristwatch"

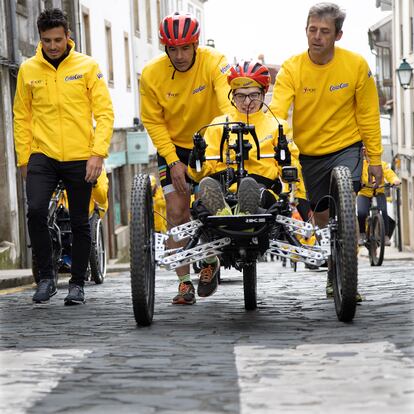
[168,160,180,168]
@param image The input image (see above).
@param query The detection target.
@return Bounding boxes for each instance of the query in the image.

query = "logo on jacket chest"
[303,87,316,94]
[64,73,83,82]
[166,91,179,98]
[192,84,206,94]
[329,82,349,92]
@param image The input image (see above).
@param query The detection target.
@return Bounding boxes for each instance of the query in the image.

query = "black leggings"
[26,154,92,285]
[357,193,389,236]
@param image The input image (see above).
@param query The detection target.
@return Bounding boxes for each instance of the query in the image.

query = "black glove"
[189,133,207,170]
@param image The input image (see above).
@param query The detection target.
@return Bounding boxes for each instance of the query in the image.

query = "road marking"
[0,348,91,414]
[0,286,33,295]
[235,341,414,413]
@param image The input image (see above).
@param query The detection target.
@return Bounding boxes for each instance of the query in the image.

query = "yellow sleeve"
[188,121,227,182]
[268,63,295,120]
[13,67,33,166]
[87,62,114,158]
[90,170,109,215]
[140,67,179,166]
[356,61,382,165]
[213,58,233,115]
[383,162,399,183]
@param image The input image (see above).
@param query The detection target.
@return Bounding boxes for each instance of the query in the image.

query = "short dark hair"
[307,2,346,35]
[37,8,69,34]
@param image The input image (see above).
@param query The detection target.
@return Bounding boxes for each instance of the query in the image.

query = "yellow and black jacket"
[269,47,382,165]
[358,160,399,198]
[188,110,306,198]
[14,39,114,166]
[140,46,234,166]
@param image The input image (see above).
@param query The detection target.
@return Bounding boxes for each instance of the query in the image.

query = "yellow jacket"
[269,47,382,165]
[358,160,399,198]
[140,46,234,165]
[188,110,306,198]
[14,39,114,166]
[90,169,109,218]
[153,187,167,233]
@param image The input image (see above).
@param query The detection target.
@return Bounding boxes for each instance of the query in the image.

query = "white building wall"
[393,0,414,251]
[79,0,137,129]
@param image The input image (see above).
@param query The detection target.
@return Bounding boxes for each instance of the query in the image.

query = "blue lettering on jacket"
[192,84,206,94]
[329,82,349,92]
[65,74,83,82]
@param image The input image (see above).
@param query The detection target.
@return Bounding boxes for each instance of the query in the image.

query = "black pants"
[26,154,92,286]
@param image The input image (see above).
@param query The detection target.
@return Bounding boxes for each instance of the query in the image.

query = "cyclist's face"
[40,26,70,60]
[232,87,263,114]
[306,16,342,63]
[167,42,198,71]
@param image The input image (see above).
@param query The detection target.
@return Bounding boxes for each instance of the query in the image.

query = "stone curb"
[0,263,130,290]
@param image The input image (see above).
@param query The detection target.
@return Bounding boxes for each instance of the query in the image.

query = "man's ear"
[66,29,71,39]
[193,40,199,51]
[336,30,343,41]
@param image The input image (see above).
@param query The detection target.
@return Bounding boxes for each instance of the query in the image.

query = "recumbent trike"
[129,121,359,326]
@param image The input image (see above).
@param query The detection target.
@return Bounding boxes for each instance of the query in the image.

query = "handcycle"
[129,122,359,326]
[361,183,397,266]
[31,181,107,285]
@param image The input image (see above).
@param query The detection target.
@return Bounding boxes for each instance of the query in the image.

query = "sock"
[204,256,217,265]
[178,273,191,283]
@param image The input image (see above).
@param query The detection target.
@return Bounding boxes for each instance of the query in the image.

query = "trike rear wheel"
[243,262,257,310]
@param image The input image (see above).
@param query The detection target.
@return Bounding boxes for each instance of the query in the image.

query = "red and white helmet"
[159,12,200,47]
[227,61,271,93]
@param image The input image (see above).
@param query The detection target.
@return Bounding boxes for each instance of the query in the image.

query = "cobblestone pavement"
[0,258,413,414]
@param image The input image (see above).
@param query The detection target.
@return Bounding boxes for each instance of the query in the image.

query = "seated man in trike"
[187,60,307,299]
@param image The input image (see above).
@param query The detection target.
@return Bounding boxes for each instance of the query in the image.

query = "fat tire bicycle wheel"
[243,262,257,310]
[130,174,155,327]
[368,213,385,266]
[329,166,358,322]
[89,212,107,284]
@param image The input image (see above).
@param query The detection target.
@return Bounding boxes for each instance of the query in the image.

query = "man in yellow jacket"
[13,9,114,305]
[269,2,383,298]
[140,12,233,305]
[357,152,401,246]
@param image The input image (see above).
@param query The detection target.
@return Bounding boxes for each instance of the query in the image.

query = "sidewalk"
[0,262,130,290]
[359,245,414,261]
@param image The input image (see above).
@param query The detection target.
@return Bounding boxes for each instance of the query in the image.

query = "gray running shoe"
[199,177,231,215]
[238,177,261,214]
[33,279,57,303]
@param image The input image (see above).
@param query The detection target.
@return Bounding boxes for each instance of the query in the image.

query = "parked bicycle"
[31,181,107,284]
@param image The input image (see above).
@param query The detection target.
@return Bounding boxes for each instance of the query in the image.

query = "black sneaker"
[199,177,231,215]
[172,281,196,305]
[33,279,57,303]
[197,258,220,297]
[64,283,85,305]
[238,177,261,214]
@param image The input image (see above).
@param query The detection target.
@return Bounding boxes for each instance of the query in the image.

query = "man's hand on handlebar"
[170,161,190,194]
[368,164,383,188]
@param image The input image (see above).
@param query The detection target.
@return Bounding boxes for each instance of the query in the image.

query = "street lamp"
[396,58,414,89]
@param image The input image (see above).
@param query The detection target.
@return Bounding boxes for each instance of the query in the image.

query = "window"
[410,17,414,53]
[402,112,406,147]
[81,7,91,55]
[105,21,114,86]
[412,111,414,148]
[188,4,194,14]
[133,0,140,36]
[146,0,152,43]
[124,33,131,90]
